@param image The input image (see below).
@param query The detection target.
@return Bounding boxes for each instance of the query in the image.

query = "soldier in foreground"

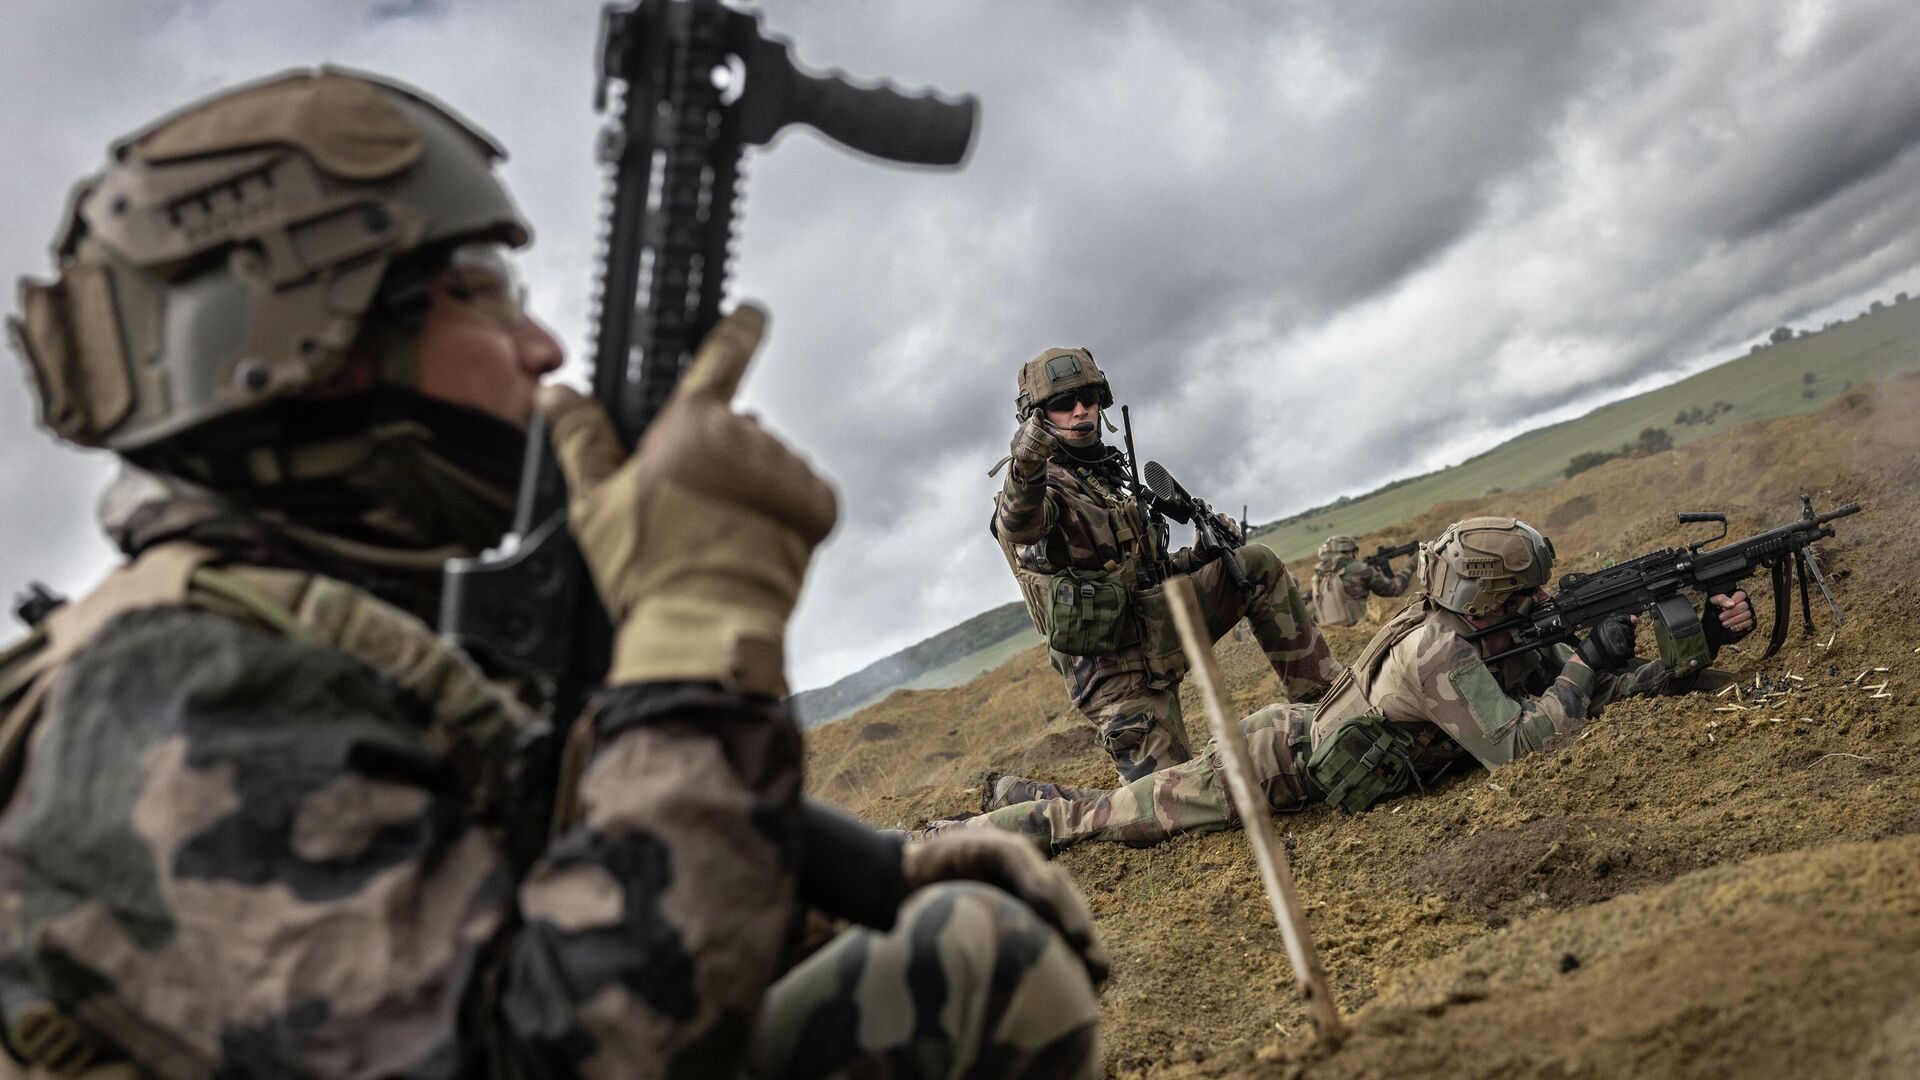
[935,517,1755,852]
[989,348,1343,804]
[1307,534,1416,627]
[0,71,1103,1078]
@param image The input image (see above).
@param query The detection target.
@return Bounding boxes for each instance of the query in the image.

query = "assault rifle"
[441,0,976,721]
[1144,460,1251,592]
[1466,495,1861,669]
[1365,540,1418,574]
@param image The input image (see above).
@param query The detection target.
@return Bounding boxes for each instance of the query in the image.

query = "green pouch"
[1651,595,1709,679]
[1044,568,1131,656]
[1306,713,1418,814]
[1132,580,1189,681]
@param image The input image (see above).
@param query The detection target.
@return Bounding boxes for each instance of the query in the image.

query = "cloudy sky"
[4,0,1920,690]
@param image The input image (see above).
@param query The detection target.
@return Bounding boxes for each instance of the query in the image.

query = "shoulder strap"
[1313,598,1429,721]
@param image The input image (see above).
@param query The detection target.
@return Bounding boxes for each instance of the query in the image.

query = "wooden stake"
[1164,574,1346,1044]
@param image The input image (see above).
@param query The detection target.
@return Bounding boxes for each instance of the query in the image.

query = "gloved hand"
[1009,412,1056,481]
[904,829,1109,985]
[1214,512,1244,546]
[1574,613,1637,673]
[541,304,837,697]
[1702,590,1755,656]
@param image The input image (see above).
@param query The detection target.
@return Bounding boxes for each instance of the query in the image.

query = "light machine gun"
[1467,495,1862,675]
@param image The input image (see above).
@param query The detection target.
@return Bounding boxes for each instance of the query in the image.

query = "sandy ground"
[805,375,1920,1077]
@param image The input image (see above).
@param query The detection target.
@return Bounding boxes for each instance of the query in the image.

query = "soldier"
[988,347,1343,806]
[937,517,1755,852]
[0,70,1105,1078]
[1307,534,1415,627]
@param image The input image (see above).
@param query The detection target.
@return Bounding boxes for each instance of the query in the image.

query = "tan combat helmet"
[1014,346,1112,420]
[1318,534,1360,559]
[1419,517,1555,618]
[9,67,530,452]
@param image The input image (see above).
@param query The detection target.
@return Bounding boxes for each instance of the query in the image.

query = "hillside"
[805,374,1920,1076]
[797,295,1920,722]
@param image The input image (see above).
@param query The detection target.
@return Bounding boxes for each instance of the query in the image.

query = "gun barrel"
[1816,502,1862,525]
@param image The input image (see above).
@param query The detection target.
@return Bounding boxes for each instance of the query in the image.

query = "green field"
[1251,299,1920,559]
[805,296,1920,727]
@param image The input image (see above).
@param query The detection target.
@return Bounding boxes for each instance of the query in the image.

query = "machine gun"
[1143,460,1251,592]
[1467,495,1862,672]
[441,0,976,722]
[1365,540,1418,574]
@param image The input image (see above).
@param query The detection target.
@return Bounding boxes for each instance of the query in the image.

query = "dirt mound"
[805,373,1920,1075]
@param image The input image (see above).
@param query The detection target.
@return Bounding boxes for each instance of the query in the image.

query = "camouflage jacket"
[1312,601,1672,780]
[996,443,1166,578]
[0,498,808,1078]
[1307,555,1413,627]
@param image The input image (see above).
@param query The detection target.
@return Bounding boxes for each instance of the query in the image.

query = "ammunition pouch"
[1132,580,1189,681]
[1307,712,1418,814]
[1043,568,1133,656]
[1651,594,1709,680]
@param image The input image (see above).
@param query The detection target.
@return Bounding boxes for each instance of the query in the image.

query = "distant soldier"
[1307,534,1415,627]
[988,347,1343,805]
[938,517,1755,851]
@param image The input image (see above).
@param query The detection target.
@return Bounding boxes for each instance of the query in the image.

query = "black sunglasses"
[1041,387,1101,412]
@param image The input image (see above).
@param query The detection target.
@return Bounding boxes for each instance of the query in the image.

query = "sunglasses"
[1042,387,1102,412]
[436,241,530,328]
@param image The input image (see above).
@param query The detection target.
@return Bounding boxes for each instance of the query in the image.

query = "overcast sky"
[4,0,1920,690]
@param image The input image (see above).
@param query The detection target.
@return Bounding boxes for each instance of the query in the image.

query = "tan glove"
[1008,412,1056,481]
[540,305,837,697]
[904,829,1110,985]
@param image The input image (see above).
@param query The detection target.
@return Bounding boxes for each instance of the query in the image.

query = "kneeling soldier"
[989,347,1343,804]
[1307,534,1415,627]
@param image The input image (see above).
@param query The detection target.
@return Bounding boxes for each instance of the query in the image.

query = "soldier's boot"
[983,771,1088,811]
[1211,543,1345,702]
[748,881,1102,1078]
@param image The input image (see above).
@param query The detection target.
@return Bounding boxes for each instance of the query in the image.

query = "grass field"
[1250,297,1920,559]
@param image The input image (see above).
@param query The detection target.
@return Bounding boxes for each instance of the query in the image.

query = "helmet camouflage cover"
[9,67,530,452]
[1419,517,1555,618]
[1318,534,1360,559]
[1014,346,1112,419]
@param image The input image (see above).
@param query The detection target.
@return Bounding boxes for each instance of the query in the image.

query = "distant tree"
[1636,427,1674,455]
[1871,300,1885,313]
[1565,450,1621,479]
[1898,292,1910,304]
[1674,409,1690,425]
[1770,326,1794,344]
[1750,344,1766,355]
[1803,371,1816,385]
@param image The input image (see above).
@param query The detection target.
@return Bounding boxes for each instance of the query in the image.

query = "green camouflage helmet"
[1419,517,1555,618]
[9,67,530,452]
[1318,534,1359,559]
[1014,346,1113,420]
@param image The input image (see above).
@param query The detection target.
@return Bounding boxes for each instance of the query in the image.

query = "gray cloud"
[3,0,1919,688]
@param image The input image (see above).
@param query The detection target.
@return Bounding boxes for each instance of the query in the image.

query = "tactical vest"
[1308,556,1369,628]
[0,543,540,1079]
[1301,599,1430,812]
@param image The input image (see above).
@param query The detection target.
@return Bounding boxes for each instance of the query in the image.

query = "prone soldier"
[937,517,1756,851]
[0,70,1104,1078]
[1307,534,1415,627]
[987,348,1344,805]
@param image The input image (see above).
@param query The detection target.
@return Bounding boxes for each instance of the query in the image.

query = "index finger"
[677,303,768,405]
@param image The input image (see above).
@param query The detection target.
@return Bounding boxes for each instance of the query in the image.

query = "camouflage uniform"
[0,70,1101,1080]
[1307,538,1414,628]
[996,440,1341,788]
[945,599,1681,852]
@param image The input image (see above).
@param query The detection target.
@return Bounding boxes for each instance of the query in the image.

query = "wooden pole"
[1164,574,1345,1044]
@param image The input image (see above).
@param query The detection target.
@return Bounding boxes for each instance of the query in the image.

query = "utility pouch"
[1307,712,1418,814]
[1651,594,1708,679]
[1133,580,1189,681]
[1044,568,1131,656]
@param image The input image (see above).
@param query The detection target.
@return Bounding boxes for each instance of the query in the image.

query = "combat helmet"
[1419,517,1555,618]
[1318,534,1360,560]
[9,67,530,452]
[1014,346,1112,420]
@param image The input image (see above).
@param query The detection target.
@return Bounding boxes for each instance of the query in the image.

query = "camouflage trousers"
[1030,544,1341,795]
[748,882,1102,1079]
[967,704,1318,852]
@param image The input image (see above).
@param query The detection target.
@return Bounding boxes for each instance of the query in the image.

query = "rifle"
[1143,460,1250,592]
[1364,540,1418,574]
[441,0,976,724]
[1467,495,1861,671]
